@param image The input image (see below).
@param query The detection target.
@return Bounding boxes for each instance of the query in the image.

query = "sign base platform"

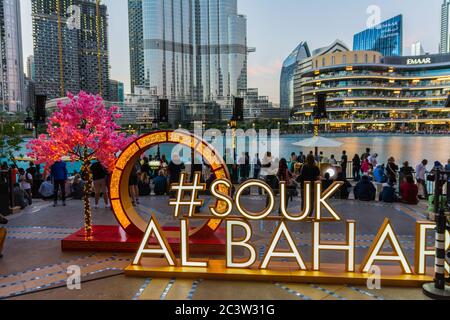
[61,225,226,254]
[125,258,434,287]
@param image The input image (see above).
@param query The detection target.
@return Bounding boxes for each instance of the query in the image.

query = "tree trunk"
[81,157,93,236]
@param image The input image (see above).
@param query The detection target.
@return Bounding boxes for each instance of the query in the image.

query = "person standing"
[415,159,429,200]
[277,158,294,214]
[341,151,348,179]
[26,162,37,180]
[361,157,370,175]
[261,152,278,201]
[244,152,251,180]
[51,161,68,207]
[129,161,140,206]
[386,157,399,184]
[253,153,261,180]
[153,170,168,196]
[296,154,321,216]
[90,161,110,209]
[18,168,33,205]
[352,154,361,181]
[298,152,306,164]
[368,153,378,168]
[290,153,298,172]
[168,154,185,195]
[140,157,151,176]
[362,148,371,162]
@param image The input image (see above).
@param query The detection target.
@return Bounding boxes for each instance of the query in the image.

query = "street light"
[151,118,161,159]
[24,116,33,132]
[152,118,159,131]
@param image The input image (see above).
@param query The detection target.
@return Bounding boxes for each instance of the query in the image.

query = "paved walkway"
[0,196,434,300]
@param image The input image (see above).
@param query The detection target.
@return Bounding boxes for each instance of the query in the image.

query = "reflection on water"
[280,135,450,169]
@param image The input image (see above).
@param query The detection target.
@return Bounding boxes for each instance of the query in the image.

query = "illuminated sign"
[111,131,447,287]
[406,58,431,65]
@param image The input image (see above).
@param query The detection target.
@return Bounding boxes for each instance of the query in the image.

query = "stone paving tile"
[0,197,438,300]
[193,280,301,300]
[333,286,377,300]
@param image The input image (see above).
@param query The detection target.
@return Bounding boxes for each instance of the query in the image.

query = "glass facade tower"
[140,0,247,103]
[32,0,110,100]
[0,0,24,112]
[128,0,145,93]
[353,15,403,57]
[441,0,450,53]
[280,42,310,110]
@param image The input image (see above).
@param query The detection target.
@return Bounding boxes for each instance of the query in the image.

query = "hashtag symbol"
[169,172,206,217]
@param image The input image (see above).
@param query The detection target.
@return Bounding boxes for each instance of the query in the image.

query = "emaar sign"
[406,58,432,65]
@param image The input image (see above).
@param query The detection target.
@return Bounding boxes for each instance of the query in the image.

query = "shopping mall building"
[291,51,450,132]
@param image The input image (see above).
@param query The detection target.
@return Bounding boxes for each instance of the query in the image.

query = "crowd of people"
[0,147,449,214]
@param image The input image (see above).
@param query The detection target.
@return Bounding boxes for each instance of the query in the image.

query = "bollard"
[423,169,450,299]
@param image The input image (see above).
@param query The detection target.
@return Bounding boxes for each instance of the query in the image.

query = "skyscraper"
[78,0,110,100]
[26,55,35,80]
[32,0,110,100]
[440,0,450,53]
[136,0,248,103]
[128,0,144,93]
[411,41,425,56]
[280,42,310,110]
[353,15,403,57]
[0,0,24,112]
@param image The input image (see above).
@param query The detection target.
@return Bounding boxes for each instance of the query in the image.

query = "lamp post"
[24,107,38,139]
[152,118,161,160]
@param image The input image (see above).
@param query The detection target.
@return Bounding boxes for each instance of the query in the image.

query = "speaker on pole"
[35,95,47,124]
[314,93,327,119]
[159,99,169,123]
[233,97,244,121]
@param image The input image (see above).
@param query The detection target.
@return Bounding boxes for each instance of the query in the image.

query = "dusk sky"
[20,0,442,104]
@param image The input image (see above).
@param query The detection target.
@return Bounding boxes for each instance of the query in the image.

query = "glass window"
[354,54,358,63]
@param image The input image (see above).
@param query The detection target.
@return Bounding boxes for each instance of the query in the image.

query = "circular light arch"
[110,130,230,238]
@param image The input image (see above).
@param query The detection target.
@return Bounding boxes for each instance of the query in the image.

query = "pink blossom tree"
[27,91,134,235]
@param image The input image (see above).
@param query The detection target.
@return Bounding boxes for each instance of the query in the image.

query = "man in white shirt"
[415,159,428,199]
[368,154,378,167]
[261,152,278,203]
[18,168,33,205]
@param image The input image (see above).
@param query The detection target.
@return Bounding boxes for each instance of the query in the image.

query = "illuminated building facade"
[280,42,310,110]
[128,0,145,93]
[32,0,110,100]
[292,51,450,132]
[140,0,248,103]
[0,0,24,112]
[353,15,403,57]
